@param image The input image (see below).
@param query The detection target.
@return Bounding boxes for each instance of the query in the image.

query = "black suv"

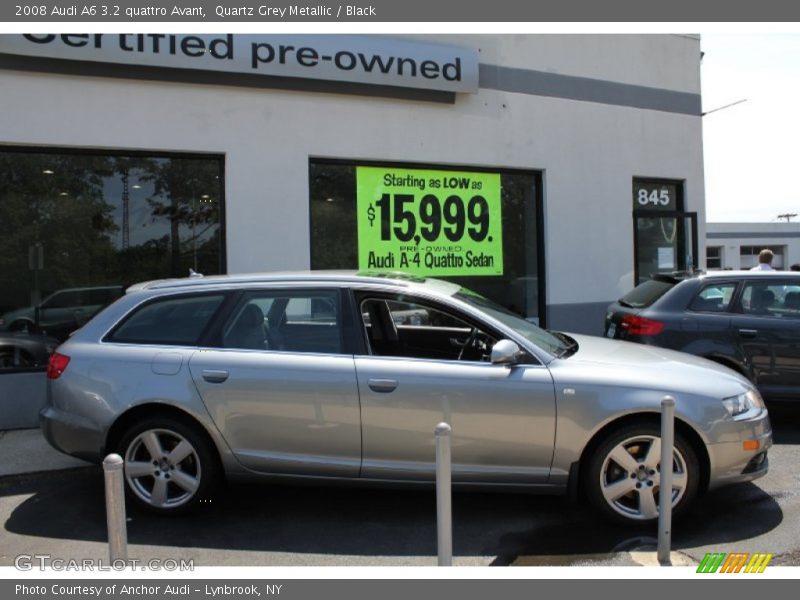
[605,271,800,402]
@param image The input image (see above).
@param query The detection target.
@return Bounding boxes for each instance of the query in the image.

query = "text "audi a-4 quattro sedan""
[40,272,771,524]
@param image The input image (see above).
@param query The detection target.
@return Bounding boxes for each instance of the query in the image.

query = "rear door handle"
[368,378,398,393]
[202,369,229,383]
[738,329,758,339]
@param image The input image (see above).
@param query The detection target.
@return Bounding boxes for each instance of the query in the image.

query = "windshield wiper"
[549,331,579,358]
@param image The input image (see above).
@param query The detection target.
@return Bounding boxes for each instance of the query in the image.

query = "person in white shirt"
[751,249,775,271]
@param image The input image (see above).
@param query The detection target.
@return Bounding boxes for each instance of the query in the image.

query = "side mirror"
[491,339,524,365]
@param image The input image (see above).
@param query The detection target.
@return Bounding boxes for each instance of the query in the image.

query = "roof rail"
[136,271,417,291]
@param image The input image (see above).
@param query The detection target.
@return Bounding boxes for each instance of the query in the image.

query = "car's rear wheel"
[118,417,219,515]
[584,422,699,525]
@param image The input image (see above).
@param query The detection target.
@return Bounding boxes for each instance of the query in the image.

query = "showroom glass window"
[309,160,544,324]
[0,148,225,371]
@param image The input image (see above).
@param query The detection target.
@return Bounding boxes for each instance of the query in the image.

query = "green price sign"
[356,167,503,277]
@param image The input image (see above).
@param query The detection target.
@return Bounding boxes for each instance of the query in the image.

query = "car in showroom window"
[605,270,800,403]
[0,147,225,373]
[41,271,771,524]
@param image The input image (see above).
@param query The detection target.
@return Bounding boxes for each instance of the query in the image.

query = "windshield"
[454,289,568,356]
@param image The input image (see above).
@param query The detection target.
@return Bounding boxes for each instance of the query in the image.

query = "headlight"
[722,389,764,417]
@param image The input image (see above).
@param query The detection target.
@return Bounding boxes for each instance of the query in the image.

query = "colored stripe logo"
[697,552,773,573]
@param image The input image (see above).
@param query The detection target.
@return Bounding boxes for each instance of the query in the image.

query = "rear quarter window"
[619,279,676,308]
[107,294,225,345]
[688,283,737,312]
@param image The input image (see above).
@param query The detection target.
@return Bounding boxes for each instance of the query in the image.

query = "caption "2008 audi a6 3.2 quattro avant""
[40,271,772,524]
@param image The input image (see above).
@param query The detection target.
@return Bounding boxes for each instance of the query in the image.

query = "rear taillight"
[47,352,70,380]
[620,314,665,336]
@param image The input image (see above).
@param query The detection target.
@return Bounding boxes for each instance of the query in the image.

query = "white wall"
[0,34,704,309]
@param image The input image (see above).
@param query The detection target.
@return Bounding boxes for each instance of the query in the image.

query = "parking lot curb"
[628,548,696,566]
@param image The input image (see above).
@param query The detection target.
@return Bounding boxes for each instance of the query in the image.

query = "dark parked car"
[0,285,124,342]
[0,331,59,369]
[605,270,800,401]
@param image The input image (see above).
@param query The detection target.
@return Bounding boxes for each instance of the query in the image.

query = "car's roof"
[125,270,463,297]
[649,270,800,285]
[696,270,800,280]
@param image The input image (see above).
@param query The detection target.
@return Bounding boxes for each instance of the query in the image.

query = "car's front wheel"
[117,417,219,515]
[584,422,699,525]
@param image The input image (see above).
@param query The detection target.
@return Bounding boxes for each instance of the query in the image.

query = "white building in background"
[706,223,800,270]
[0,34,705,427]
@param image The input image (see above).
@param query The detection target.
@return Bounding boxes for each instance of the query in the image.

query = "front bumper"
[39,406,105,464]
[706,409,772,490]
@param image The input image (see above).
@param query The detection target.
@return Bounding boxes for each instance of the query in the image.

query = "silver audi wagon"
[40,272,772,524]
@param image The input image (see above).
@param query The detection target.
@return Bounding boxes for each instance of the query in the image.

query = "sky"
[700,33,800,223]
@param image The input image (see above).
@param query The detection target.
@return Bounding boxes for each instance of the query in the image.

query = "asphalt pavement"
[0,403,798,567]
[0,428,90,477]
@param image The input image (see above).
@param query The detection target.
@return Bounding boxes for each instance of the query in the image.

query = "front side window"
[740,282,800,319]
[222,290,342,354]
[453,289,565,357]
[108,294,225,345]
[359,295,497,362]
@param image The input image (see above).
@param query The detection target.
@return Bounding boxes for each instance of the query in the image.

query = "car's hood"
[565,333,735,372]
[551,332,752,398]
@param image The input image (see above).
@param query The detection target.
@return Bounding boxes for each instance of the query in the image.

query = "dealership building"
[0,33,705,427]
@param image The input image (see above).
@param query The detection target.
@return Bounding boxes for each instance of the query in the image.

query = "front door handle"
[738,329,758,339]
[202,369,229,383]
[368,378,398,393]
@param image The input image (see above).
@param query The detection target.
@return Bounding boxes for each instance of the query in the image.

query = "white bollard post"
[103,453,128,564]
[657,396,676,565]
[435,422,453,566]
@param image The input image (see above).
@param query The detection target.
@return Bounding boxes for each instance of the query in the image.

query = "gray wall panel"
[0,372,46,430]
[547,301,611,336]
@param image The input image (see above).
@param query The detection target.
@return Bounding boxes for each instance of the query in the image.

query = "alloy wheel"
[123,428,202,509]
[599,434,688,521]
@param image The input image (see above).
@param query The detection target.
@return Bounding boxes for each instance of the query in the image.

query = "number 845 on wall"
[637,187,672,207]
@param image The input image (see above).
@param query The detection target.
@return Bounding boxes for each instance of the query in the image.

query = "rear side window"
[108,294,225,345]
[222,290,342,354]
[689,283,737,313]
[620,279,676,308]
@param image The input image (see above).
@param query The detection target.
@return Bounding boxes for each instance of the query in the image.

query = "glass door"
[634,211,698,285]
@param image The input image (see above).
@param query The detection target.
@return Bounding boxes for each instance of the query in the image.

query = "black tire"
[583,422,699,525]
[117,416,220,516]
